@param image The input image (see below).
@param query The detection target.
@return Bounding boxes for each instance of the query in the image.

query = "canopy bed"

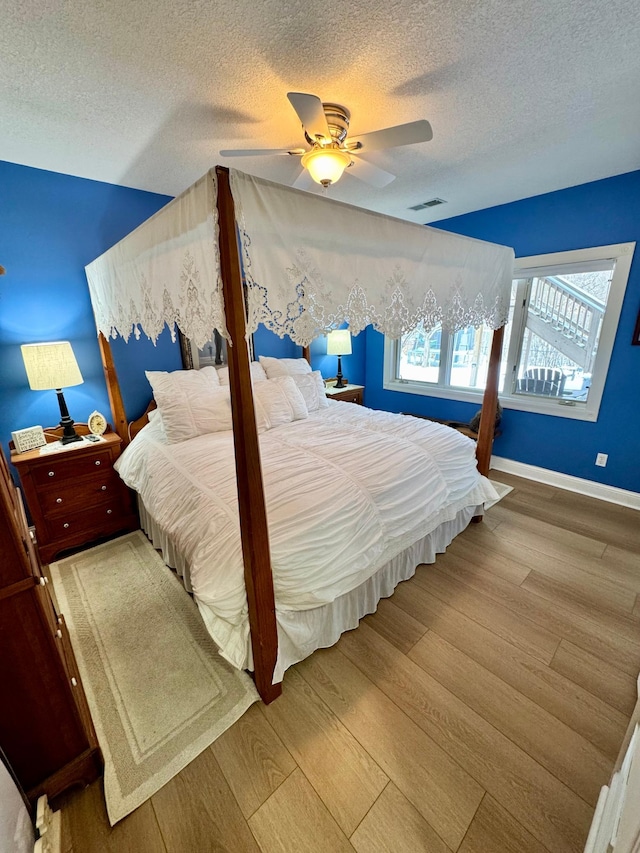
[85,167,514,702]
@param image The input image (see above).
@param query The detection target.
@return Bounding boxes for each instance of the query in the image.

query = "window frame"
[383,242,636,422]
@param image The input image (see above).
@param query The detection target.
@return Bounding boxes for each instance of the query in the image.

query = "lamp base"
[59,429,83,445]
[56,389,82,444]
[334,355,346,389]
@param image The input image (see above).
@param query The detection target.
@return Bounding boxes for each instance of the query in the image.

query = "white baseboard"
[490,456,640,511]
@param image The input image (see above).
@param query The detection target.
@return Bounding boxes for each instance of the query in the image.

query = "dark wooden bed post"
[98,332,129,445]
[216,167,281,704]
[475,324,505,477]
[302,345,311,364]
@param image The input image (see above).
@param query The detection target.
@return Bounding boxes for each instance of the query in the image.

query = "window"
[384,243,635,421]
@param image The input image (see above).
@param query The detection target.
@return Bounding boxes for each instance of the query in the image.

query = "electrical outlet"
[595,452,608,467]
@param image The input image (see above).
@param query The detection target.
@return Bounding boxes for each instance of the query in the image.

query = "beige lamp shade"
[326,329,352,356]
[21,341,83,390]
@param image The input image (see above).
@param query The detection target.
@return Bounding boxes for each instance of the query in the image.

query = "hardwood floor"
[59,473,639,852]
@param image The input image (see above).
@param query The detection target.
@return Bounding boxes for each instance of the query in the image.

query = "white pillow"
[291,371,329,411]
[144,406,166,439]
[253,376,308,429]
[217,361,268,385]
[144,366,220,409]
[258,355,313,379]
[145,369,231,443]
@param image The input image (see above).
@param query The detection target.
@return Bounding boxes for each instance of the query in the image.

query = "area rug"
[50,531,259,825]
[485,480,514,509]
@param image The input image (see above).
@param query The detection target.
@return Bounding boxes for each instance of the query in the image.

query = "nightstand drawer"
[32,449,113,486]
[336,389,362,404]
[40,472,122,517]
[45,504,126,542]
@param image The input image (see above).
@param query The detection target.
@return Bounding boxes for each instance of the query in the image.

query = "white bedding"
[116,401,497,671]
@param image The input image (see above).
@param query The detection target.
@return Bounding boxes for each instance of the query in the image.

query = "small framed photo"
[633,308,640,346]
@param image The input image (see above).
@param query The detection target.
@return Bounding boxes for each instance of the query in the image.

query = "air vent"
[409,198,447,211]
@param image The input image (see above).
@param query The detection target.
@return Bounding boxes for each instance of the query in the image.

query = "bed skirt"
[138,500,479,683]
[271,504,477,681]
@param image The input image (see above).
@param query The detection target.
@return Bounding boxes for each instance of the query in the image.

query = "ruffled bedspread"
[116,402,497,667]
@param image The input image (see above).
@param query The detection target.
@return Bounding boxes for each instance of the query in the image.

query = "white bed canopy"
[85,165,515,703]
[86,168,514,348]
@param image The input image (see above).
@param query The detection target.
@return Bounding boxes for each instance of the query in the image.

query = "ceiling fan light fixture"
[301,146,352,187]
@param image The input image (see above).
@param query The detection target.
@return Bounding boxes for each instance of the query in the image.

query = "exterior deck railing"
[526,275,605,371]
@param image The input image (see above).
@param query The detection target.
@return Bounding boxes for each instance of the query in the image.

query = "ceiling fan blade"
[349,119,433,152]
[219,148,305,157]
[347,156,396,188]
[287,92,331,141]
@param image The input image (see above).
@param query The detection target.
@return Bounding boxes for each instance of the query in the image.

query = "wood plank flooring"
[59,473,640,852]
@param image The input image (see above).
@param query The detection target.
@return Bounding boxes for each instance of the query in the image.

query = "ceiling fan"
[220,92,433,189]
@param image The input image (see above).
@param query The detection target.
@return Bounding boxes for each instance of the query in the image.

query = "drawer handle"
[95,460,101,466]
[101,485,107,491]
[56,497,62,504]
[56,629,62,639]
[63,523,70,529]
[106,509,113,515]
[71,677,77,687]
[48,471,55,477]
[39,577,46,586]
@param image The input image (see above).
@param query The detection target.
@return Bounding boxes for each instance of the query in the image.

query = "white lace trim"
[231,170,513,346]
[241,244,508,344]
[86,169,227,348]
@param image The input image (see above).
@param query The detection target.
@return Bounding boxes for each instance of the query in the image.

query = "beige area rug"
[485,480,514,509]
[50,531,258,825]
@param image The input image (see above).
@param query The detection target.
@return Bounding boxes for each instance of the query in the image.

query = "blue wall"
[365,170,640,494]
[0,160,180,453]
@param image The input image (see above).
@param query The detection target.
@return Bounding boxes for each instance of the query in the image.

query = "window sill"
[383,379,599,422]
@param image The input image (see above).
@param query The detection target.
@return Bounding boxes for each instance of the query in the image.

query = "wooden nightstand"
[11,431,138,564]
[325,383,365,405]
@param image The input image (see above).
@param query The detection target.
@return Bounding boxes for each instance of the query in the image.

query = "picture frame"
[178,329,254,369]
[632,308,640,346]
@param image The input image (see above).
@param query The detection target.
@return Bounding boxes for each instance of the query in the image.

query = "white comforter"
[116,401,496,668]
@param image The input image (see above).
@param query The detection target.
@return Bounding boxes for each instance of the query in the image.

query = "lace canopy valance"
[86,170,226,348]
[85,167,514,348]
[231,171,514,344]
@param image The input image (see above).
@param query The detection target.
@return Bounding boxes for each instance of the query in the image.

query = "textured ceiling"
[2,0,639,223]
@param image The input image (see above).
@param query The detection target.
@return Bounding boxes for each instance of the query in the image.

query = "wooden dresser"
[0,444,102,804]
[11,430,138,564]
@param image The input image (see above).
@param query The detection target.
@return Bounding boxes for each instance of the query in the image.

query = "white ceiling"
[2,0,639,223]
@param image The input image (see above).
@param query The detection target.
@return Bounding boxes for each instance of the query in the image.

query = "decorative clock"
[87,411,108,436]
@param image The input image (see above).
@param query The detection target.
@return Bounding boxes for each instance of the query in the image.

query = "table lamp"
[327,329,352,389]
[21,341,84,444]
